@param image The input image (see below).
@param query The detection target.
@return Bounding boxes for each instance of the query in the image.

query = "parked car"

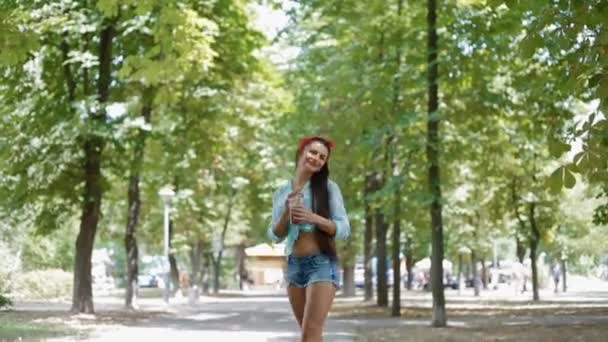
[414,258,458,290]
[418,271,458,290]
[138,273,159,288]
[354,259,394,288]
[354,263,365,288]
[137,255,164,288]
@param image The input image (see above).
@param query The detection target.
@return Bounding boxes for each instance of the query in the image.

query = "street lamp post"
[158,187,175,306]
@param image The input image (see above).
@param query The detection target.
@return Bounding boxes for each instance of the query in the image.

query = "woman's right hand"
[285,192,304,224]
[285,192,302,209]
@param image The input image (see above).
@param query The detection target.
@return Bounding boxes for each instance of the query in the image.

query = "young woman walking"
[268,135,351,342]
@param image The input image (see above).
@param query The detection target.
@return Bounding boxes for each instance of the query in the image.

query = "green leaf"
[548,164,578,192]
[563,165,576,189]
[520,33,541,59]
[548,139,571,157]
[96,0,119,17]
[574,150,597,172]
[599,78,608,100]
[588,73,602,88]
[547,166,564,193]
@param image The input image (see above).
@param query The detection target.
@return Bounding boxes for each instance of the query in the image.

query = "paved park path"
[11,279,608,342]
[17,293,367,342]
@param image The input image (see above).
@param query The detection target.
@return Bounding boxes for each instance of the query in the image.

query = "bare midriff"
[292,232,321,256]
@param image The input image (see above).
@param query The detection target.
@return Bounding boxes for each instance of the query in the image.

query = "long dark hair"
[296,138,337,259]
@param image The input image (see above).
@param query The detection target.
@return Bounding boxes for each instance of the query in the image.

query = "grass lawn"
[0,307,168,342]
[0,311,82,341]
[354,322,608,342]
[330,302,608,341]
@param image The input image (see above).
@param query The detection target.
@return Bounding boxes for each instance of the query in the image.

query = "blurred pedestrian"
[551,263,561,293]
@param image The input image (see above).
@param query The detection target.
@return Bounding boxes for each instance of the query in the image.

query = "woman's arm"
[326,180,350,239]
[309,214,337,237]
[267,188,290,242]
[290,180,350,239]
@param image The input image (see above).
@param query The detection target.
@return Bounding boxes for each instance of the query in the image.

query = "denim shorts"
[286,253,339,289]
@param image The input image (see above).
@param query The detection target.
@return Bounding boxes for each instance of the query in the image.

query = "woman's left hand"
[290,206,317,225]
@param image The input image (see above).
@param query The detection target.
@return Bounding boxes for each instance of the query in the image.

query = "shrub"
[11,269,73,301]
[0,294,11,309]
[0,241,20,296]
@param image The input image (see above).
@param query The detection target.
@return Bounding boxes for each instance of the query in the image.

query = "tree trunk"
[189,240,202,289]
[561,259,567,293]
[341,226,356,297]
[168,218,180,294]
[426,0,446,327]
[457,253,463,295]
[212,187,237,294]
[363,174,375,301]
[375,196,388,307]
[511,177,529,293]
[375,132,394,308]
[471,250,480,297]
[342,264,355,297]
[202,253,210,295]
[124,190,140,309]
[212,255,222,294]
[389,0,405,317]
[481,257,488,290]
[389,137,403,315]
[72,176,101,314]
[516,237,526,263]
[405,238,414,290]
[124,88,153,309]
[529,202,540,301]
[236,243,247,290]
[71,22,114,314]
[511,178,528,265]
[529,240,539,300]
[391,183,402,317]
[60,40,76,102]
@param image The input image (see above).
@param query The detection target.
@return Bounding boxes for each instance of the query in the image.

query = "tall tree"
[426,0,446,327]
[0,2,121,313]
[123,89,153,309]
[363,174,376,301]
[0,0,225,311]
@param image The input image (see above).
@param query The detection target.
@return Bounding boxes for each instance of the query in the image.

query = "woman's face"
[298,140,329,173]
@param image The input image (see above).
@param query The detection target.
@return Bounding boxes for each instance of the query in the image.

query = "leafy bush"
[0,294,12,309]
[21,225,75,272]
[11,269,73,300]
[0,241,20,295]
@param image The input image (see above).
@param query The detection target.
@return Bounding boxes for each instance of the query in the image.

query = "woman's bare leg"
[301,282,335,342]
[288,285,307,327]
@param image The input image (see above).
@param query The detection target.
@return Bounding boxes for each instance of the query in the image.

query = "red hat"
[297,135,335,156]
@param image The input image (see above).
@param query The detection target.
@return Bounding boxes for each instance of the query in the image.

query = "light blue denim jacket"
[267,179,351,255]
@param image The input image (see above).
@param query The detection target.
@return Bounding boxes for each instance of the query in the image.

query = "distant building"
[244,243,286,288]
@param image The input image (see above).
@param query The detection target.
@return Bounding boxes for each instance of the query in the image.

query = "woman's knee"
[301,321,323,341]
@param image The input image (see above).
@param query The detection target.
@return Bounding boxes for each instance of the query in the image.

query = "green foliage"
[11,269,73,300]
[520,1,608,108]
[593,187,608,225]
[0,294,11,309]
[0,8,39,65]
[548,165,577,193]
[0,240,20,299]
[513,0,608,188]
[21,226,76,271]
[0,0,281,301]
